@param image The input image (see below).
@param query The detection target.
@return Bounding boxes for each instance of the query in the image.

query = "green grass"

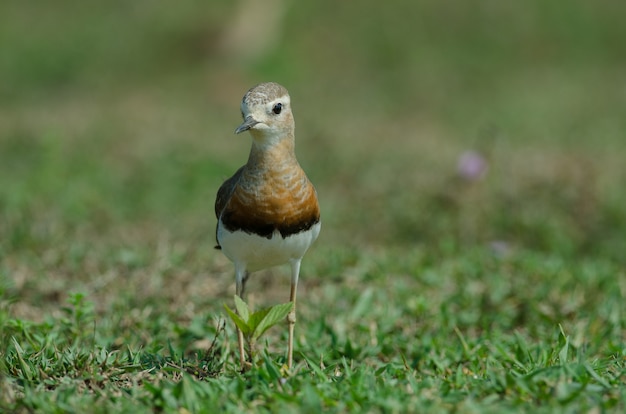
[2,0,626,412]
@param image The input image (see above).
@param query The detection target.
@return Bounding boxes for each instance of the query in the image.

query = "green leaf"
[248,307,271,333]
[224,303,251,336]
[252,302,294,341]
[233,295,249,323]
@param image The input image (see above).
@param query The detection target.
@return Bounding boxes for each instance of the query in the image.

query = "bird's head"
[235,82,294,142]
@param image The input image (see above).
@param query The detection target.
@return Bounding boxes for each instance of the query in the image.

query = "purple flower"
[457,150,488,181]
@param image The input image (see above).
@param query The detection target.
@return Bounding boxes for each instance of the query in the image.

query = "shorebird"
[215,82,320,369]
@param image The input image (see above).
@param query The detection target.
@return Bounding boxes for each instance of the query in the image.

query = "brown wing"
[214,166,244,249]
[215,166,244,219]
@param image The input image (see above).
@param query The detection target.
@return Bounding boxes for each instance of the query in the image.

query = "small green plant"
[224,296,293,365]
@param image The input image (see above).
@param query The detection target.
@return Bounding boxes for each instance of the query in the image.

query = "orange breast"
[220,167,320,239]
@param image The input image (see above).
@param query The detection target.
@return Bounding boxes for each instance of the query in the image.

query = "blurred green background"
[1,0,625,310]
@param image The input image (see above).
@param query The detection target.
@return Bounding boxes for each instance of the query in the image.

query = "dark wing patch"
[214,167,245,248]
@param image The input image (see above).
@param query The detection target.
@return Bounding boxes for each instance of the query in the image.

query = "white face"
[240,94,292,135]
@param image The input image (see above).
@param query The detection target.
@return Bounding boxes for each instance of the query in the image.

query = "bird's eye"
[272,103,282,114]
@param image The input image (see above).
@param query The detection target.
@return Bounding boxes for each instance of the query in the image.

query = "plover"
[215,82,320,369]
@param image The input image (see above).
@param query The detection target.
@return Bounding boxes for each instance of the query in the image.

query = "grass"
[2,251,625,412]
[1,0,626,412]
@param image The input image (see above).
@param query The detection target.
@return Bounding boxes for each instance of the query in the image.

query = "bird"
[215,82,320,369]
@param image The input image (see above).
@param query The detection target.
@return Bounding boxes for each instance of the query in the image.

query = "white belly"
[217,221,321,272]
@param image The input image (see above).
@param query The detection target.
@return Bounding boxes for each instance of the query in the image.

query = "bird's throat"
[247,133,298,172]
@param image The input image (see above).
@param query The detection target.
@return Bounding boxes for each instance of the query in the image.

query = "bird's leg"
[235,267,249,370]
[287,259,301,370]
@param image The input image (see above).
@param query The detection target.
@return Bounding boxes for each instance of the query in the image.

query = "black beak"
[235,116,259,134]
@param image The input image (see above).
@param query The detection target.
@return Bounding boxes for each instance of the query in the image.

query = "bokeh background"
[1,1,625,314]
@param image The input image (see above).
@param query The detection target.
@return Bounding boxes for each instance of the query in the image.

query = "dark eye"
[272,103,282,114]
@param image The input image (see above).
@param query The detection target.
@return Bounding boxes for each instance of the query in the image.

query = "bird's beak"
[235,116,259,134]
